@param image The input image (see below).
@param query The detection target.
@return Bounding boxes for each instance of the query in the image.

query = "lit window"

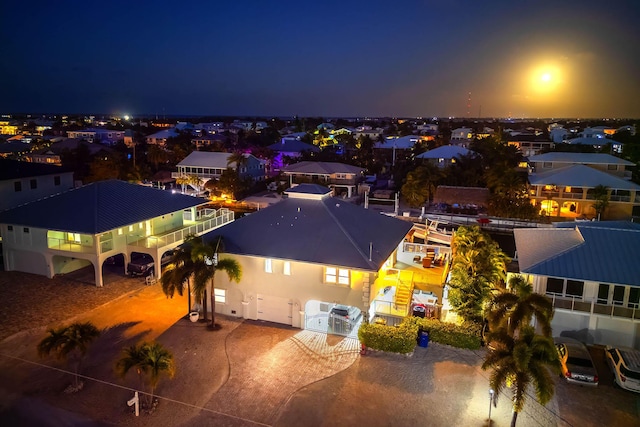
[118,228,123,235]
[325,267,350,285]
[265,259,272,273]
[565,186,571,192]
[214,288,226,303]
[129,225,134,232]
[284,261,291,275]
[67,233,81,243]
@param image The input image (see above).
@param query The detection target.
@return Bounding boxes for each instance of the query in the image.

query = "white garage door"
[257,294,292,325]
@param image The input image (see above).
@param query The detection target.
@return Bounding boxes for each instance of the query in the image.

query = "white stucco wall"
[212,254,373,329]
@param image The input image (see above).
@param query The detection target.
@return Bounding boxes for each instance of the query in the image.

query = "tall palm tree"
[116,341,176,407]
[448,226,509,324]
[486,275,554,338]
[227,151,247,178]
[590,184,610,220]
[191,236,242,330]
[482,326,560,427]
[37,321,100,389]
[161,237,198,318]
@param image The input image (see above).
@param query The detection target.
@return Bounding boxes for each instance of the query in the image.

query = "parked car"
[329,304,361,329]
[605,346,640,393]
[127,251,174,277]
[554,337,598,386]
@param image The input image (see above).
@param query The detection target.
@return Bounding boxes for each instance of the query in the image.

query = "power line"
[0,352,270,427]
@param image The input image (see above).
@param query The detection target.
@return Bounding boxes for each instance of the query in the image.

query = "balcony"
[127,208,234,249]
[549,294,640,320]
[47,238,95,254]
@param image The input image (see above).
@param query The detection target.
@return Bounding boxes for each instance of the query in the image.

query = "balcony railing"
[47,238,95,254]
[549,294,639,320]
[127,209,234,249]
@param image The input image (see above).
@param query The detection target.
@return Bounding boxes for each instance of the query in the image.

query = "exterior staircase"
[394,270,414,313]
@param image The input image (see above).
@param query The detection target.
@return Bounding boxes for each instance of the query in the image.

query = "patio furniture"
[413,255,422,263]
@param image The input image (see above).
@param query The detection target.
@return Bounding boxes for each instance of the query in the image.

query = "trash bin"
[418,331,430,348]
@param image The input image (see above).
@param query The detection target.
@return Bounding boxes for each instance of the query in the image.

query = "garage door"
[257,294,292,325]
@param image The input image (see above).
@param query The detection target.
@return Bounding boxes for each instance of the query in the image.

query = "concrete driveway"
[1,278,638,427]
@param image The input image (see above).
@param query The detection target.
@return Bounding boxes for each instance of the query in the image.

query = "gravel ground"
[0,271,146,341]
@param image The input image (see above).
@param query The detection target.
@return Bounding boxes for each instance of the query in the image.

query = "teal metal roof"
[0,180,208,234]
[514,223,640,287]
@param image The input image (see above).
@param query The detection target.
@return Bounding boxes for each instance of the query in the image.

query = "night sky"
[2,0,639,118]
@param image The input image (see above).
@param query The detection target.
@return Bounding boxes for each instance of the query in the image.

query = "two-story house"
[145,128,180,147]
[66,128,125,145]
[0,159,74,212]
[514,222,640,349]
[527,153,640,220]
[281,161,364,198]
[203,184,417,336]
[0,180,233,287]
[173,151,267,185]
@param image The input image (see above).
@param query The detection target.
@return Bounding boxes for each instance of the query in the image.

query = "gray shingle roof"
[206,194,412,271]
[177,151,233,168]
[0,180,208,234]
[281,161,364,175]
[529,164,640,190]
[514,223,640,287]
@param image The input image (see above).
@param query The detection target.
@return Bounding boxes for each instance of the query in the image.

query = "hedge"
[358,322,418,354]
[358,317,482,354]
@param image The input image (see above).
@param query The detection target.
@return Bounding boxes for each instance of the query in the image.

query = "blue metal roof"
[515,224,640,287]
[416,145,475,159]
[0,180,208,234]
[205,194,412,271]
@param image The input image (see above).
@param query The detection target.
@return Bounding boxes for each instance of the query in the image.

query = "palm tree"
[227,151,247,179]
[448,226,510,324]
[161,237,198,318]
[590,184,610,220]
[37,321,100,389]
[486,275,554,338]
[482,326,561,427]
[116,341,176,408]
[191,236,242,330]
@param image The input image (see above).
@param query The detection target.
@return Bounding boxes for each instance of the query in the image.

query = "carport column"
[44,253,55,279]
[94,261,104,287]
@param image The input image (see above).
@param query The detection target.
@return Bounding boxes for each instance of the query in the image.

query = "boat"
[425,220,453,245]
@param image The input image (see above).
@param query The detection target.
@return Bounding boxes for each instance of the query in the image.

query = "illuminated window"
[265,259,272,273]
[325,267,350,285]
[284,261,291,275]
[565,186,571,192]
[67,233,81,243]
[129,225,134,232]
[118,228,123,235]
[214,288,226,303]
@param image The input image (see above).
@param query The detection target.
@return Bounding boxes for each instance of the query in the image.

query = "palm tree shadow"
[84,322,151,372]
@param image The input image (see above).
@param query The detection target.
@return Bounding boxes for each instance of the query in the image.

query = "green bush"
[404,317,482,350]
[358,322,419,354]
[359,317,481,354]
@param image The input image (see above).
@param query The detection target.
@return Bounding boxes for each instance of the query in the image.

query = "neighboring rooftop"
[0,180,208,234]
[281,161,364,175]
[0,159,71,181]
[514,222,640,287]
[527,152,633,165]
[416,145,475,160]
[529,164,640,190]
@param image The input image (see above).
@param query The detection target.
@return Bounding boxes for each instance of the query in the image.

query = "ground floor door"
[257,294,293,325]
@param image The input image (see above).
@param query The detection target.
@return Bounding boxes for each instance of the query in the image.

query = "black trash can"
[418,331,430,348]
